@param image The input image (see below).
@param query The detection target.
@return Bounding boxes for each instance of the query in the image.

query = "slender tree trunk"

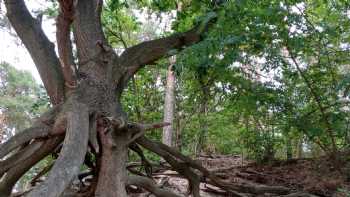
[286,137,293,160]
[175,113,182,150]
[162,57,176,147]
[297,138,303,158]
[195,92,208,156]
[174,79,184,150]
[285,127,293,160]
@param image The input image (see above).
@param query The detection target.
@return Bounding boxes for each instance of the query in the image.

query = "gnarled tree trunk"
[0,0,217,196]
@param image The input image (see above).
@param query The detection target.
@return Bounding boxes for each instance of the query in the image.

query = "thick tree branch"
[4,0,65,105]
[116,13,217,86]
[73,0,110,62]
[88,113,99,153]
[282,192,319,197]
[126,175,182,197]
[57,0,77,88]
[27,102,89,197]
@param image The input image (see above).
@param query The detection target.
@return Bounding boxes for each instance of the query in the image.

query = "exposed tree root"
[126,175,182,197]
[0,126,49,159]
[129,143,153,176]
[136,136,297,197]
[0,105,61,159]
[281,192,320,197]
[29,162,54,186]
[0,113,315,197]
[0,137,62,197]
[27,102,89,197]
[136,136,205,197]
[0,140,43,177]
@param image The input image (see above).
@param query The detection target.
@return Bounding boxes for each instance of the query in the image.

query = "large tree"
[0,0,227,197]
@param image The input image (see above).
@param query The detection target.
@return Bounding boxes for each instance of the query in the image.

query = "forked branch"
[117,12,217,86]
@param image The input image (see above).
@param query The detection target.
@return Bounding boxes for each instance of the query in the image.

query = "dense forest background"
[1,0,350,196]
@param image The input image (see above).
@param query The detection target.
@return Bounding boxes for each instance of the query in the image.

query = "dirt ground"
[130,155,350,197]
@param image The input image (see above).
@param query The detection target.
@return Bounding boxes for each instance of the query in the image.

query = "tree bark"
[162,57,176,147]
[1,0,218,196]
[27,102,89,197]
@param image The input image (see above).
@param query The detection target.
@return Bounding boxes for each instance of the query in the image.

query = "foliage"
[109,0,350,161]
[0,62,49,190]
[0,62,47,136]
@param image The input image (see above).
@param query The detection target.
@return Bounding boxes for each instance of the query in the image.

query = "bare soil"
[131,155,350,197]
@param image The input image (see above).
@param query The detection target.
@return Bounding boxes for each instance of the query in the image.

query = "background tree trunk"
[286,137,293,160]
[195,84,209,156]
[162,57,176,147]
[297,138,303,158]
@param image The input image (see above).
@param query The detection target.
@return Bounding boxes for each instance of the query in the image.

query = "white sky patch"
[0,0,57,83]
[133,8,175,35]
[290,2,305,14]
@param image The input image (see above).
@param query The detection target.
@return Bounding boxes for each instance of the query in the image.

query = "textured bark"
[57,0,77,87]
[27,102,89,197]
[95,130,129,197]
[162,57,176,147]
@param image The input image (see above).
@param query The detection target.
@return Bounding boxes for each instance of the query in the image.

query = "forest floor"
[131,155,350,197]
